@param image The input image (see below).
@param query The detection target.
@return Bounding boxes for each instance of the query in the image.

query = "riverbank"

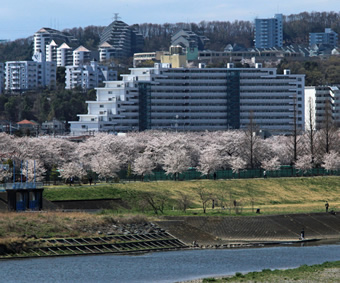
[0,211,339,258]
[182,260,340,282]
[156,212,340,246]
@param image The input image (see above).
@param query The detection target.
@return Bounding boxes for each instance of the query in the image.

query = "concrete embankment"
[156,212,340,246]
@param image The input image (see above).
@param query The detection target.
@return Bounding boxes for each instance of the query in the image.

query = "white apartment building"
[305,86,340,128]
[65,60,117,90]
[73,46,91,66]
[69,63,305,135]
[57,43,73,67]
[33,27,76,62]
[0,63,4,94]
[5,61,56,92]
[99,42,117,62]
[45,40,58,62]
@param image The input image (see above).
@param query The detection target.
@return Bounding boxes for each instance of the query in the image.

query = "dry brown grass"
[0,211,148,242]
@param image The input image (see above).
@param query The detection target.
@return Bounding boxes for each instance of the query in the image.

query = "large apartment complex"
[99,19,144,60]
[70,63,305,135]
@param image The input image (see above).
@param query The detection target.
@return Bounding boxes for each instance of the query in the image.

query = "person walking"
[300,228,305,240]
[325,201,329,213]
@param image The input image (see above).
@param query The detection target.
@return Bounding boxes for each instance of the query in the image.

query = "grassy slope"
[43,176,340,215]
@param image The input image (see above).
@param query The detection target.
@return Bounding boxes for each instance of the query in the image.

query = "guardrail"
[0,182,43,190]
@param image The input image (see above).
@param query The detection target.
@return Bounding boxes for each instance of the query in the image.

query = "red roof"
[17,119,38,125]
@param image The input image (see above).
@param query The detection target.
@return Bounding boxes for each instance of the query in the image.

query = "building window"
[100,105,104,108]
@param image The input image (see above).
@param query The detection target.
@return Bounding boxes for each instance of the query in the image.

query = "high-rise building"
[57,43,73,67]
[69,63,305,136]
[309,28,338,47]
[73,46,91,66]
[305,85,340,128]
[99,18,144,60]
[254,14,283,49]
[5,61,56,92]
[45,40,59,62]
[65,60,117,90]
[33,27,76,62]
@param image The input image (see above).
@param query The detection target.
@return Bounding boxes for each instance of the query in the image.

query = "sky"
[1,0,339,41]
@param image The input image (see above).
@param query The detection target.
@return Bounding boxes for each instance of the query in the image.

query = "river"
[1,242,340,283]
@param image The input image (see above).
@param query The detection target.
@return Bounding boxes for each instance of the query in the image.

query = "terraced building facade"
[70,63,305,135]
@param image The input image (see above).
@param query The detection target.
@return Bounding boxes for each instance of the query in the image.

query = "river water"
[2,242,340,283]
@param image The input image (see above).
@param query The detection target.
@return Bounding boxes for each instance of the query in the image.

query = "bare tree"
[242,111,261,168]
[196,185,212,214]
[318,99,337,154]
[139,192,167,215]
[177,192,191,213]
[306,97,317,164]
[291,94,301,162]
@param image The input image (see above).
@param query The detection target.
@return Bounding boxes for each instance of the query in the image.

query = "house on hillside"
[41,118,66,135]
[16,120,39,135]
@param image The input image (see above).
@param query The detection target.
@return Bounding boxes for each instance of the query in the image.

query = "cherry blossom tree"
[294,154,313,173]
[132,154,155,180]
[197,147,223,176]
[264,135,294,166]
[162,148,192,180]
[229,156,247,173]
[21,159,46,182]
[261,157,281,171]
[59,161,87,183]
[91,153,121,181]
[322,151,340,171]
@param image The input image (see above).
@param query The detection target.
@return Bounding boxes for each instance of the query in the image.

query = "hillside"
[2,11,340,62]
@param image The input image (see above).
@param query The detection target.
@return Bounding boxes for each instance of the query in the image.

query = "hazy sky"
[1,0,339,40]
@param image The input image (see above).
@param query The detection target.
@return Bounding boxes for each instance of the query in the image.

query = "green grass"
[43,176,340,216]
[202,261,340,282]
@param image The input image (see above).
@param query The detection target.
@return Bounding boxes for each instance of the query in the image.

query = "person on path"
[300,228,305,240]
[89,176,93,186]
[325,201,329,213]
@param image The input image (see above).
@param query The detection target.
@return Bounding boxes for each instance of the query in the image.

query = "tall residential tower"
[254,14,283,49]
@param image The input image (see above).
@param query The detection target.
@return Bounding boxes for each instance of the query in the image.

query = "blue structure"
[0,161,44,211]
[6,185,43,211]
[254,14,283,48]
[309,28,338,47]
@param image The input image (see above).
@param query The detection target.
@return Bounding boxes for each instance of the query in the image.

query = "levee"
[156,212,340,246]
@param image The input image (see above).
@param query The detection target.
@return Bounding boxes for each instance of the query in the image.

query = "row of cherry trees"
[0,129,340,183]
